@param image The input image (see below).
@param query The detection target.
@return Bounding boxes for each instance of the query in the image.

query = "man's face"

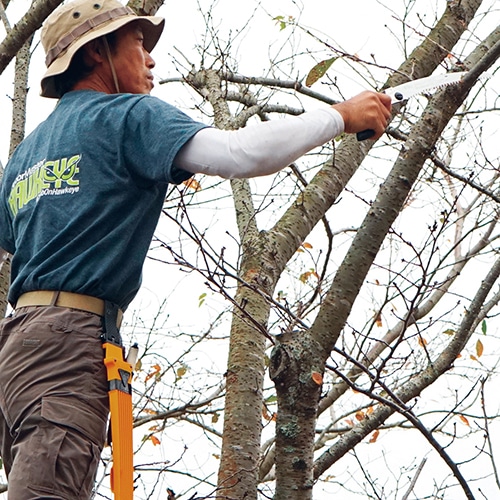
[111,23,156,94]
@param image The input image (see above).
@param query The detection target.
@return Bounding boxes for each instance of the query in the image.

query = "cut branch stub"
[269,343,292,383]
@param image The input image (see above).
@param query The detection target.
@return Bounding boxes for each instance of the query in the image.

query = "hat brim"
[41,15,164,98]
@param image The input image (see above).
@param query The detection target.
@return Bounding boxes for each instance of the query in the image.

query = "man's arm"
[175,91,391,179]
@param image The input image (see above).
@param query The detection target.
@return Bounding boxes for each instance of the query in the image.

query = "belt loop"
[50,291,60,306]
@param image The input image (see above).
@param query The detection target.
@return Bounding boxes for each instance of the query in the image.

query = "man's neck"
[72,72,115,94]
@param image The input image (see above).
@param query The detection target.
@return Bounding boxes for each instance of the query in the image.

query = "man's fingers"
[333,91,393,140]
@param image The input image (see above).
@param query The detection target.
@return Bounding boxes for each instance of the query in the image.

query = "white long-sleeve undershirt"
[175,107,344,179]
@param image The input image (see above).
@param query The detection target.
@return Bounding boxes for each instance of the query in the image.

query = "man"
[0,0,391,497]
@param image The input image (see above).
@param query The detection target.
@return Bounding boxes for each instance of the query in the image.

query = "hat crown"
[41,0,132,63]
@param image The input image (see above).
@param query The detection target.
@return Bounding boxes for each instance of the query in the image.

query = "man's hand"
[332,91,392,141]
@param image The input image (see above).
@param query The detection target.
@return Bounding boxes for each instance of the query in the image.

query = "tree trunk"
[216,224,283,498]
[269,333,323,500]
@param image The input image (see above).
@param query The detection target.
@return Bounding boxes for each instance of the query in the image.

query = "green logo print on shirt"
[8,154,81,217]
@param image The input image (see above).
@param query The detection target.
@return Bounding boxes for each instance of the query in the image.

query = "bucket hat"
[40,0,164,98]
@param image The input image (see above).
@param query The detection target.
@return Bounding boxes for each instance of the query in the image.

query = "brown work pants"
[0,306,109,499]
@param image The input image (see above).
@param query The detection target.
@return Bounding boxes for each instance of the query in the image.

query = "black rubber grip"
[356,129,375,141]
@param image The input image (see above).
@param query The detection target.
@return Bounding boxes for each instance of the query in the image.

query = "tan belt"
[16,291,123,327]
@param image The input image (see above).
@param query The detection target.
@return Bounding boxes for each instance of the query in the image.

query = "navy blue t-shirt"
[0,90,208,310]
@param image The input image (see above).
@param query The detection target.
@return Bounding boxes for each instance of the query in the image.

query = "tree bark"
[269,333,323,500]
[216,240,274,499]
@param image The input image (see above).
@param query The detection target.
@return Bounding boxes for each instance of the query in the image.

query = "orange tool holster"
[102,301,136,500]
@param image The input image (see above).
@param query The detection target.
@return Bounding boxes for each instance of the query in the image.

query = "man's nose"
[145,50,155,68]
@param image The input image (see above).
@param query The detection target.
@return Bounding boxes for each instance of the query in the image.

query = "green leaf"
[176,363,188,381]
[199,292,207,307]
[305,57,337,87]
[273,15,287,31]
[482,319,487,335]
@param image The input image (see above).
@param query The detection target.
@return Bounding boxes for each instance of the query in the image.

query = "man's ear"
[82,39,106,65]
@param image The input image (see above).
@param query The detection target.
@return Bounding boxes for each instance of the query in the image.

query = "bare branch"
[0,0,65,75]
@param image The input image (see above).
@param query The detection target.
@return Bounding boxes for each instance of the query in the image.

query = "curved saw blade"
[386,71,468,103]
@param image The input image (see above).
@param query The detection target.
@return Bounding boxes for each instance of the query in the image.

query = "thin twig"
[401,457,427,500]
[328,348,477,500]
[480,379,500,490]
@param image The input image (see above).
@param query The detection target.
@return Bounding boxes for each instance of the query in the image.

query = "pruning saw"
[356,71,468,141]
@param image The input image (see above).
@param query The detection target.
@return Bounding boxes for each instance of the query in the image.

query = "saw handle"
[356,129,375,141]
[356,91,403,141]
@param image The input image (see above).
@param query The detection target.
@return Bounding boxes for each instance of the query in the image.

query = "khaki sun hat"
[40,0,164,98]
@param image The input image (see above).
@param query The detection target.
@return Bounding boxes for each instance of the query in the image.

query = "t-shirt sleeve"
[0,184,15,254]
[122,96,209,184]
